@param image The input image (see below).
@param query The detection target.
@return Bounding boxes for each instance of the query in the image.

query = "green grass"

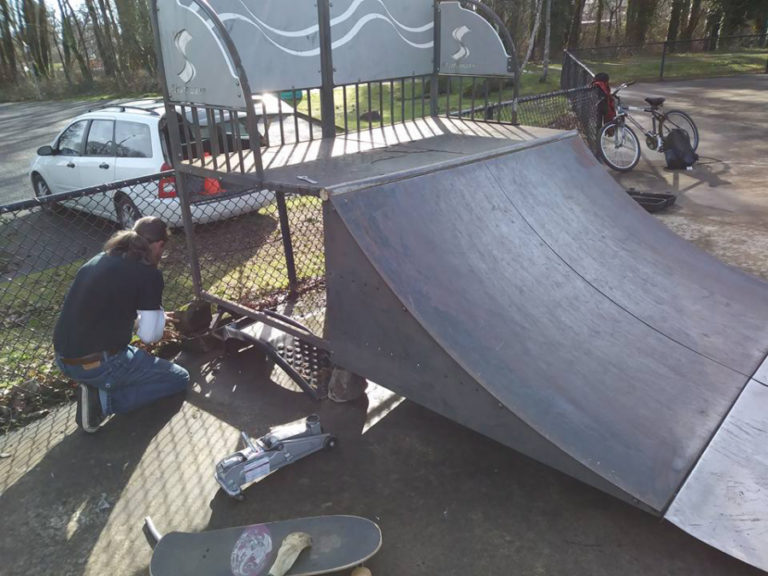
[0,261,84,389]
[579,49,768,85]
[295,65,563,130]
[196,197,325,306]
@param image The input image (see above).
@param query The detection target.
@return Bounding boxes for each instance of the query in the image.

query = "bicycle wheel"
[598,120,641,172]
[661,110,699,151]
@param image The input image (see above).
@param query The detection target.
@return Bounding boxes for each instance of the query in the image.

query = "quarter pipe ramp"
[323,132,768,570]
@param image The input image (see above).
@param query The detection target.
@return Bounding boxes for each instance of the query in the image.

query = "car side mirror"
[36,145,54,156]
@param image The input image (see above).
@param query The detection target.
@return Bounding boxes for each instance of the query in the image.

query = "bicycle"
[597,81,699,172]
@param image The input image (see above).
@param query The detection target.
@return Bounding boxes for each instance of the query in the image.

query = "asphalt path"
[0,99,118,205]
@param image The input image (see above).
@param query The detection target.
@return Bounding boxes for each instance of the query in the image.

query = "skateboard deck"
[149,515,381,576]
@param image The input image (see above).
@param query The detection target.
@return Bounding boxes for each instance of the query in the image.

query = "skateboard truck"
[215,414,336,500]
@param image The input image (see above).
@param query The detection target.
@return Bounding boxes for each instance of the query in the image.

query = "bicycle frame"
[614,94,665,149]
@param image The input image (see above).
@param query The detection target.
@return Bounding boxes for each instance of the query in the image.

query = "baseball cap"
[133,216,169,243]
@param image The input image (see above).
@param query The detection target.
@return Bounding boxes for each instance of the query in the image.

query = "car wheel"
[115,196,142,230]
[32,174,60,211]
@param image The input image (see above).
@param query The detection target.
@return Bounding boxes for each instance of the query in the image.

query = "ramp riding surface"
[323,133,768,571]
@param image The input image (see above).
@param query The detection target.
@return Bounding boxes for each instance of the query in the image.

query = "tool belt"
[59,349,122,368]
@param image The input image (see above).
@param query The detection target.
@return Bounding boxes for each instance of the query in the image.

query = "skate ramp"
[323,132,768,571]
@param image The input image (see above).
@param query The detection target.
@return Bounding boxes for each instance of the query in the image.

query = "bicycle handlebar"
[612,80,636,96]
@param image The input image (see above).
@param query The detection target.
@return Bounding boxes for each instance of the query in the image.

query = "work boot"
[75,384,105,433]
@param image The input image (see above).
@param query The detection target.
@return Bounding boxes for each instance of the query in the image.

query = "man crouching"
[53,216,189,433]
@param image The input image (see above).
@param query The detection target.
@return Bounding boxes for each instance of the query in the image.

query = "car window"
[115,121,153,158]
[57,120,87,156]
[85,119,115,156]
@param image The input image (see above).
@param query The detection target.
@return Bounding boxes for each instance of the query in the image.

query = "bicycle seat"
[645,97,665,108]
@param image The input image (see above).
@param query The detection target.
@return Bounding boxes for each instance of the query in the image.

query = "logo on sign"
[451,25,471,61]
[174,29,196,84]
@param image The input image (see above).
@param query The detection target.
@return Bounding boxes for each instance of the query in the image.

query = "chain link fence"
[0,172,289,428]
[572,34,768,82]
[186,186,326,336]
[452,53,602,155]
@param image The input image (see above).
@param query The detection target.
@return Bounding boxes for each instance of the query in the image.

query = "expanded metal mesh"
[0,174,197,408]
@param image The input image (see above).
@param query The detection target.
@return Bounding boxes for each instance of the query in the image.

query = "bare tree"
[568,0,587,48]
[625,0,661,44]
[540,0,552,81]
[0,0,18,81]
[594,0,605,45]
[17,0,52,78]
[83,0,118,78]
[62,0,93,82]
[521,0,544,69]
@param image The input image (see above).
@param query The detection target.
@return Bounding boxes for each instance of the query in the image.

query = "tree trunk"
[135,0,156,74]
[58,0,91,83]
[19,0,51,78]
[84,0,117,77]
[52,18,72,85]
[682,0,703,40]
[625,0,659,45]
[594,0,604,46]
[666,0,685,49]
[114,0,155,75]
[0,0,18,81]
[521,0,544,70]
[63,0,93,82]
[567,0,587,49]
[97,0,123,81]
[704,9,722,50]
[540,0,552,81]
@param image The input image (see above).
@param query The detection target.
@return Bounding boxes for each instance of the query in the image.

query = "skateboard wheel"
[351,567,372,576]
[324,436,337,450]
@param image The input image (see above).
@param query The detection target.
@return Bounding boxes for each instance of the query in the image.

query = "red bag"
[591,72,616,124]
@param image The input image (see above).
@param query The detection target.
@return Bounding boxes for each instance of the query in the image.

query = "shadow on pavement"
[1,344,763,575]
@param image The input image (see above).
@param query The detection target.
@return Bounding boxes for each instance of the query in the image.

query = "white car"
[29,102,274,228]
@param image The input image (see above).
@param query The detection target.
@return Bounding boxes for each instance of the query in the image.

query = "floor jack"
[215,414,336,500]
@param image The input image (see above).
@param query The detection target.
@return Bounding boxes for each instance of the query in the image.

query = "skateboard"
[146,515,381,576]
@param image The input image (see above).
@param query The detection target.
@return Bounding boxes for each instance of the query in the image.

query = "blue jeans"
[56,346,189,415]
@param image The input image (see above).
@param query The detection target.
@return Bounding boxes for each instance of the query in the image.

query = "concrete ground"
[615,74,768,281]
[1,75,767,576]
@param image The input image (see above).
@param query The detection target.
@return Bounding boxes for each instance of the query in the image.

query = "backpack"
[591,72,616,124]
[663,128,698,170]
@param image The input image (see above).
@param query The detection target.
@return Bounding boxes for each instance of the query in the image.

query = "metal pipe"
[317,0,336,138]
[276,191,299,295]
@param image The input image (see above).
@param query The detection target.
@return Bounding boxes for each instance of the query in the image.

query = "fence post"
[430,1,441,117]
[276,191,298,296]
[660,42,668,79]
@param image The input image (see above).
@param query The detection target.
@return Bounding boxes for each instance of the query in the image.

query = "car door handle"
[99,163,110,169]
[67,162,75,168]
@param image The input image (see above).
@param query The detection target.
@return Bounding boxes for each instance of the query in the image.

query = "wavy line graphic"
[219,10,433,57]
[333,14,433,49]
[174,30,196,83]
[226,0,433,38]
[451,25,470,61]
[219,13,320,56]
[332,0,433,33]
